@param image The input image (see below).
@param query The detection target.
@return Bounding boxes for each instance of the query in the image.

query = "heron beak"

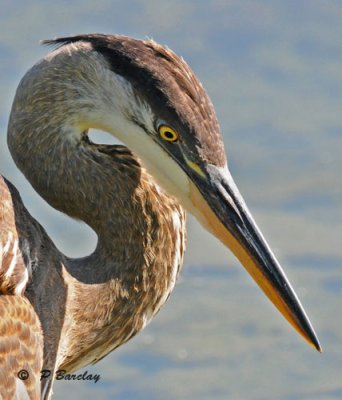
[188,164,321,352]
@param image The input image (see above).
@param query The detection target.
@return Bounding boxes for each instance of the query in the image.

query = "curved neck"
[7,53,179,264]
[8,116,165,259]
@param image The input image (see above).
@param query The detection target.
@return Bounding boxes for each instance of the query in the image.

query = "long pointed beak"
[188,164,321,351]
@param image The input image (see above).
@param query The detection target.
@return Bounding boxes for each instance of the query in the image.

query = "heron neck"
[6,45,181,262]
[9,121,158,255]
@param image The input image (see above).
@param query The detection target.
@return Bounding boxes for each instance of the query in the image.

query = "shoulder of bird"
[0,175,53,295]
[0,176,45,398]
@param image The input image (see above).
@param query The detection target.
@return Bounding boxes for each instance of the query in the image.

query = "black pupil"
[164,130,175,140]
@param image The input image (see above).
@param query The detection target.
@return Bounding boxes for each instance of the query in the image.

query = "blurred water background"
[0,1,341,399]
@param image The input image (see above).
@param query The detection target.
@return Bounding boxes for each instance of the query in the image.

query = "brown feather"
[0,295,43,399]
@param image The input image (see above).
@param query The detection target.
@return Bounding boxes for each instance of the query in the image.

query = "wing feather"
[0,295,43,399]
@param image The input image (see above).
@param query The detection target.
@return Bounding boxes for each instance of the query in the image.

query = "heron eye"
[158,125,179,142]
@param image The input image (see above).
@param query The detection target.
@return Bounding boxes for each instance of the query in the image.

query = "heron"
[0,34,320,399]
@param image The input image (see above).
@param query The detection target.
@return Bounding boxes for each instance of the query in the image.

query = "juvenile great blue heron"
[0,34,320,399]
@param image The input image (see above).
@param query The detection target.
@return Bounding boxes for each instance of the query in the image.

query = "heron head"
[47,34,320,351]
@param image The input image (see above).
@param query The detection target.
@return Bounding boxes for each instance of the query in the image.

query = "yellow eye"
[158,125,179,142]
